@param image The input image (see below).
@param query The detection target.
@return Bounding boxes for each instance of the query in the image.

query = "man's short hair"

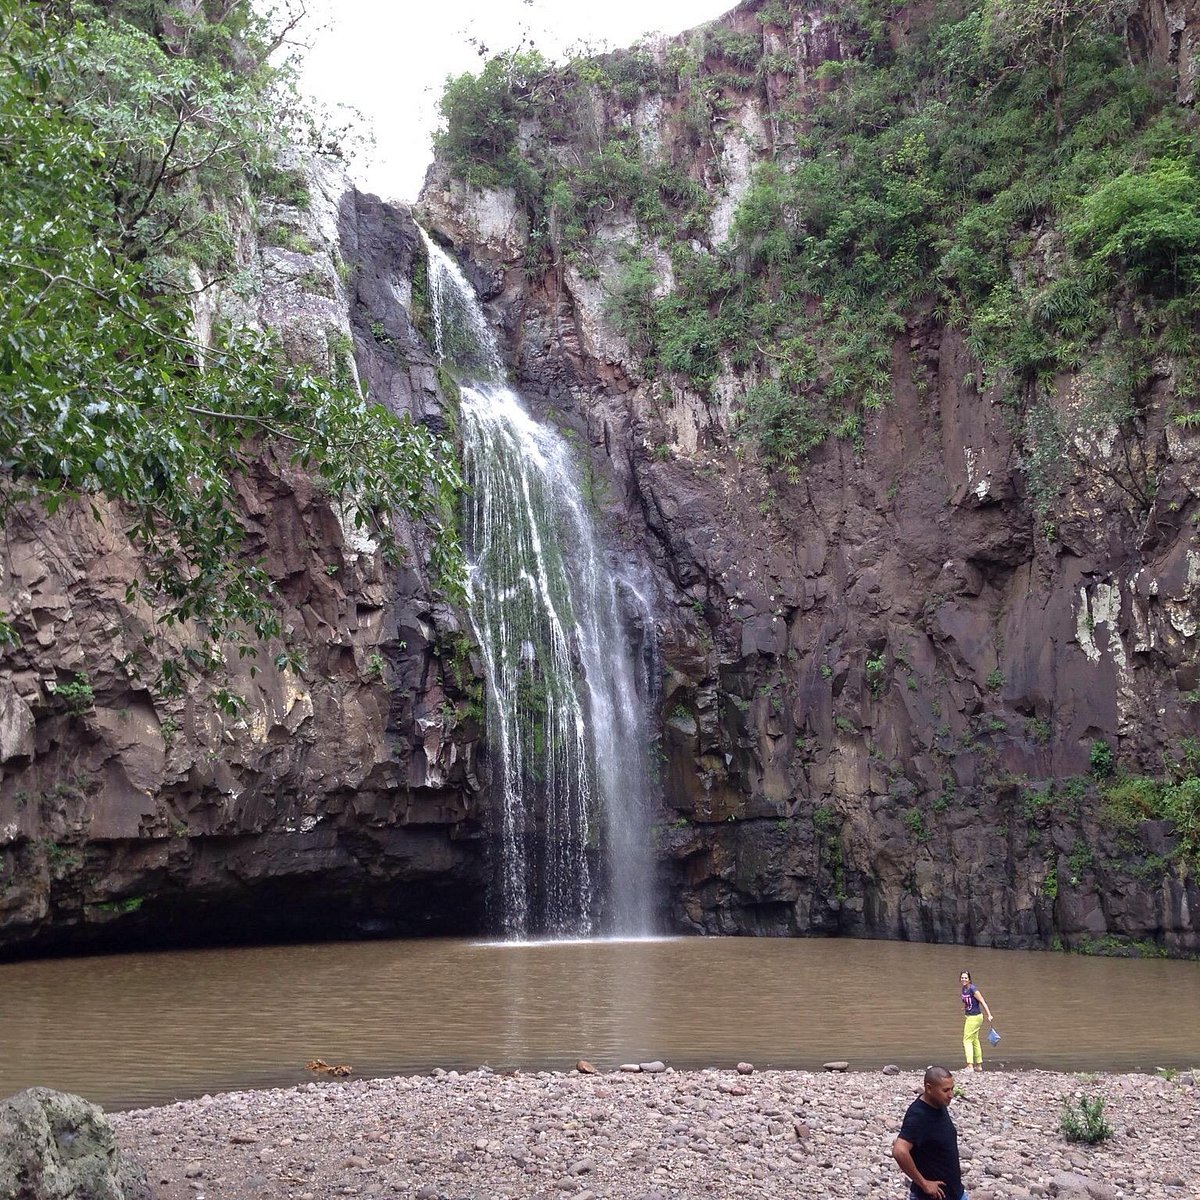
[924,1065,953,1087]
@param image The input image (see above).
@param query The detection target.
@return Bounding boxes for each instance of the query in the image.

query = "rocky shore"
[110,1065,1199,1200]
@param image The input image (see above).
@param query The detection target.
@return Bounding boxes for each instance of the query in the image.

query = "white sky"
[296,0,734,202]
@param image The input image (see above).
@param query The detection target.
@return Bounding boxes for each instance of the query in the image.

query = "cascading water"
[419,229,658,939]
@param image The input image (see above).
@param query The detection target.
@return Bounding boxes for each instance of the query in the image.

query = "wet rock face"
[420,0,1200,954]
[0,167,488,958]
[338,190,451,433]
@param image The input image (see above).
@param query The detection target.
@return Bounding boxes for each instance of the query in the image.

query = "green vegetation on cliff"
[1103,738,1200,871]
[435,0,1199,483]
[0,0,461,690]
[433,0,1200,934]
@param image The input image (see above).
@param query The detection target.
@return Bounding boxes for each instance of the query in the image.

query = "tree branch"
[262,5,307,58]
[122,97,191,236]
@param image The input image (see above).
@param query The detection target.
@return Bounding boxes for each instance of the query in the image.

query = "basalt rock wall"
[0,163,487,959]
[3,0,1198,962]
[1132,0,1200,104]
[419,0,1200,953]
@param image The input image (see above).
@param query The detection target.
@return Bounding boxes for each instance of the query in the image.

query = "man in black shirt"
[891,1065,966,1200]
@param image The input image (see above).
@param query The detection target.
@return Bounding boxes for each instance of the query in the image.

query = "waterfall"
[418,228,658,939]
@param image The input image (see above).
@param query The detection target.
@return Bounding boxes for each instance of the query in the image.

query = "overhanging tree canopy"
[0,0,462,693]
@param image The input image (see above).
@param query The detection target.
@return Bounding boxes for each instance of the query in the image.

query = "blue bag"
[987,1026,1001,1047]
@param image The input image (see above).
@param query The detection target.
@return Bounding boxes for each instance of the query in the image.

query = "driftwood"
[305,1058,352,1077]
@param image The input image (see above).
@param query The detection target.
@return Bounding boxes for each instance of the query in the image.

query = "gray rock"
[1048,1171,1096,1195]
[0,1088,150,1200]
[823,1062,849,1072]
[0,681,35,763]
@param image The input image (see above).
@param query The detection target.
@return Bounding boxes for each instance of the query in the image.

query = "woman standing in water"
[960,970,994,1071]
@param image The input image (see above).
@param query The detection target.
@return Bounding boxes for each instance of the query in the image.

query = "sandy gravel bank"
[111,1066,1199,1200]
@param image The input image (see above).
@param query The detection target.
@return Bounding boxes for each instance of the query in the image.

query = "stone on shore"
[0,1087,149,1200]
[108,1067,1200,1200]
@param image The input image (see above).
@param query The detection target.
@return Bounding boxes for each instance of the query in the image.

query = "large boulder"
[0,1088,149,1200]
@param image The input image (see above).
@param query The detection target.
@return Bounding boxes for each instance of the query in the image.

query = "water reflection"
[0,937,1196,1110]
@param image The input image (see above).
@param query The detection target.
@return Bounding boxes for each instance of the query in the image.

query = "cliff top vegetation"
[433,0,1199,495]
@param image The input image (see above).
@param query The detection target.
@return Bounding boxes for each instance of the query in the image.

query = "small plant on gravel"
[1059,1094,1113,1144]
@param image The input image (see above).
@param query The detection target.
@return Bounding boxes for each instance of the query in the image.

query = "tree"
[435,48,551,187]
[1068,159,1200,295]
[0,0,461,692]
[982,0,1135,136]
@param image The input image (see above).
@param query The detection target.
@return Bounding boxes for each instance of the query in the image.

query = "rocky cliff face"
[3,0,1198,962]
[419,0,1200,953]
[0,162,487,958]
[1132,0,1200,104]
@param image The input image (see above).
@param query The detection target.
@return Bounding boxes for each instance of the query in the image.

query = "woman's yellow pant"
[963,1014,985,1065]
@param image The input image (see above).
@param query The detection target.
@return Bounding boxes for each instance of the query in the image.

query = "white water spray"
[419,229,658,938]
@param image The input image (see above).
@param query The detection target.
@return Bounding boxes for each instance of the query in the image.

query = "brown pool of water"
[1,936,1195,1109]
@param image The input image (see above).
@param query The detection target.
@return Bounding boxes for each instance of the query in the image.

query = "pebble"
[109,1068,1200,1200]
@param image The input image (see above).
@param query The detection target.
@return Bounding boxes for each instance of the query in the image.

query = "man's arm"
[891,1136,945,1199]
